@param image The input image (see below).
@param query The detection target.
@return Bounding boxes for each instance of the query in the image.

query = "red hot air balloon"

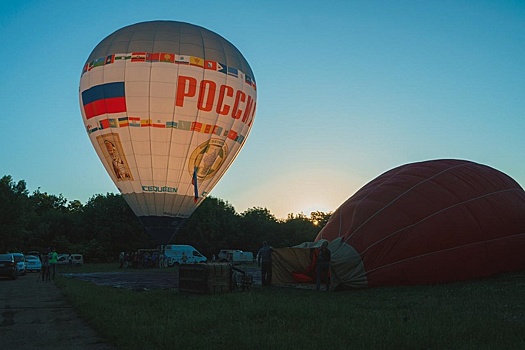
[312,159,525,288]
[79,21,257,243]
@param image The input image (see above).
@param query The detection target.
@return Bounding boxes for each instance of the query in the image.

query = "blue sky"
[1,1,524,219]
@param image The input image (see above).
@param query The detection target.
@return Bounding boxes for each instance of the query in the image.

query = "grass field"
[55,264,525,349]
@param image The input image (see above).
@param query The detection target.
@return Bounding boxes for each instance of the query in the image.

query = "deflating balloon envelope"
[316,159,525,288]
[79,21,257,243]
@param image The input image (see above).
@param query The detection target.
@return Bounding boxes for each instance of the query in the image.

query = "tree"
[80,193,152,260]
[309,211,333,229]
[0,174,336,261]
[0,176,30,252]
[239,207,280,251]
[177,196,241,257]
[281,213,320,246]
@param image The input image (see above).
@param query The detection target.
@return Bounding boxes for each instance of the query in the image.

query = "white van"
[164,245,207,266]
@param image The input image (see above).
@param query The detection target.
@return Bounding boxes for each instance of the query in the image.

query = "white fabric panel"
[102,66,125,82]
[151,65,179,83]
[150,128,170,144]
[126,96,149,114]
[136,165,154,181]
[150,82,176,99]
[150,96,175,114]
[87,69,104,86]
[125,81,150,97]
[129,128,149,143]
[125,65,151,82]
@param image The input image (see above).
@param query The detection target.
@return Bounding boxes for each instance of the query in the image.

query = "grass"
[55,264,525,350]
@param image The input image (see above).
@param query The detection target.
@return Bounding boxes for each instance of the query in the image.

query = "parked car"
[25,255,42,273]
[218,249,254,263]
[57,254,84,266]
[10,253,26,276]
[0,254,18,280]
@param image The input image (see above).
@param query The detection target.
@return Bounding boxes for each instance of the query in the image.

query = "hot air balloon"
[271,159,525,289]
[79,21,257,243]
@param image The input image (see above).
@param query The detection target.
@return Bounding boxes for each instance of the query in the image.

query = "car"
[218,249,254,263]
[57,254,84,266]
[24,255,42,273]
[10,253,26,276]
[0,254,18,280]
[57,254,68,264]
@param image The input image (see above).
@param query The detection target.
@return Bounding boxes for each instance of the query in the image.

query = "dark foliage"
[0,175,331,261]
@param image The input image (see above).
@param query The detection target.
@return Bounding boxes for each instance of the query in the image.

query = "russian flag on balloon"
[82,82,126,119]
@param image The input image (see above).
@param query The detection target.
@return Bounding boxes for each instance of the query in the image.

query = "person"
[119,251,125,268]
[68,253,73,270]
[49,248,59,280]
[257,241,273,286]
[158,252,164,268]
[181,252,188,264]
[316,241,331,291]
[40,251,50,282]
[151,251,158,268]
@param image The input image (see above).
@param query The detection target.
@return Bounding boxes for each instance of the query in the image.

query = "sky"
[1,1,524,219]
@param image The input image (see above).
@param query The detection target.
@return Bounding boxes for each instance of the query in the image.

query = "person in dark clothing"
[257,241,273,286]
[316,241,331,291]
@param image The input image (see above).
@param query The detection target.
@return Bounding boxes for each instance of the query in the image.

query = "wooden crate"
[179,263,232,294]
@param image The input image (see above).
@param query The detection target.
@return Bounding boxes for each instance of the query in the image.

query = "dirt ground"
[0,272,115,349]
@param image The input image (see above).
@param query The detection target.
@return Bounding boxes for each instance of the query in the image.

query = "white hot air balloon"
[79,21,257,243]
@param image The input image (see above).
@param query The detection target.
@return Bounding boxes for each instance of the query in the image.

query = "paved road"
[0,272,114,349]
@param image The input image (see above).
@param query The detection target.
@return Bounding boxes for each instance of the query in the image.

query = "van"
[218,249,254,263]
[163,245,207,266]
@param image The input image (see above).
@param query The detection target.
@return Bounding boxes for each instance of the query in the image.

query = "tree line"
[0,175,332,261]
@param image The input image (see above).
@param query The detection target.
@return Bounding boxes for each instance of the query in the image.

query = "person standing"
[158,251,164,268]
[257,241,273,286]
[119,251,125,268]
[49,248,58,280]
[40,251,50,282]
[316,241,331,291]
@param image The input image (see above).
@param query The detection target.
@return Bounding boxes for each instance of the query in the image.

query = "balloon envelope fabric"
[316,159,525,288]
[79,21,257,243]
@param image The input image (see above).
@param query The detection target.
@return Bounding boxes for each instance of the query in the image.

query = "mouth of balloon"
[138,216,187,244]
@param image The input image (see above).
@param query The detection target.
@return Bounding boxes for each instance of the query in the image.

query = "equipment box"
[179,263,232,294]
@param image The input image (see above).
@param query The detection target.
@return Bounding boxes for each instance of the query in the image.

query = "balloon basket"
[179,263,232,294]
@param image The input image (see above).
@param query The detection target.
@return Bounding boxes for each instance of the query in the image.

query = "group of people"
[257,240,331,291]
[39,247,59,282]
[119,250,169,269]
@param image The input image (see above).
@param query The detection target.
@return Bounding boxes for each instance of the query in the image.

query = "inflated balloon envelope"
[79,21,257,243]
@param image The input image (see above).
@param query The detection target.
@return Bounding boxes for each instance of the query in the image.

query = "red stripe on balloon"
[84,97,127,119]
